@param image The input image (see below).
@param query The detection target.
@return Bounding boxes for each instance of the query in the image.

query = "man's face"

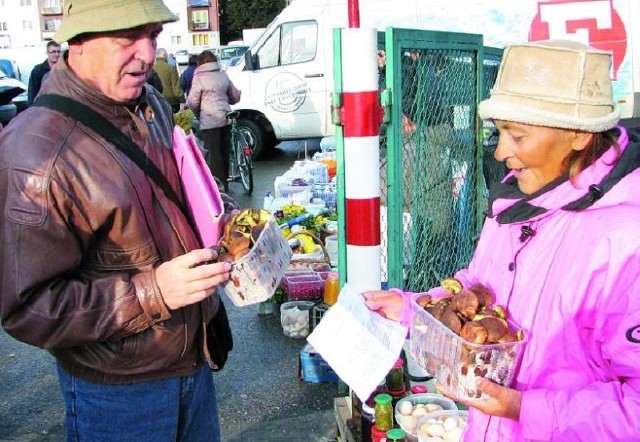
[47,45,61,65]
[68,24,162,102]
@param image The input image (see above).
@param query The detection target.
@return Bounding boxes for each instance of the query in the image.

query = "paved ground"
[0,140,345,442]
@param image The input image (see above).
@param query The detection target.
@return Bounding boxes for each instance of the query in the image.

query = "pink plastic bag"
[172,126,225,247]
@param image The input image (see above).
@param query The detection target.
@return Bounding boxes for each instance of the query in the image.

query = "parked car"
[175,49,190,65]
[0,66,27,125]
[218,45,250,70]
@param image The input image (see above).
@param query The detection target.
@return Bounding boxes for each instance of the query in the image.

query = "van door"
[249,19,327,139]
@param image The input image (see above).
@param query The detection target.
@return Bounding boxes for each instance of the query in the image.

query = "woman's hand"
[437,378,522,421]
[362,290,403,322]
[155,248,232,310]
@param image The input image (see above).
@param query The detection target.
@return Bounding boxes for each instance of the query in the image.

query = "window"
[0,22,7,31]
[191,33,210,47]
[44,19,60,32]
[42,0,61,7]
[190,10,209,31]
[20,0,31,6]
[22,20,33,31]
[171,35,182,46]
[255,20,317,69]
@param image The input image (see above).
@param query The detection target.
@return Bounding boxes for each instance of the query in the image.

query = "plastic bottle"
[373,393,393,432]
[263,191,274,211]
[323,272,339,305]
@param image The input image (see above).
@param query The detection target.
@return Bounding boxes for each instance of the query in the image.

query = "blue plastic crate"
[299,343,339,383]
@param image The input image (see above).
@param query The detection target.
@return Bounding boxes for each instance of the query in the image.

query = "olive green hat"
[54,0,178,43]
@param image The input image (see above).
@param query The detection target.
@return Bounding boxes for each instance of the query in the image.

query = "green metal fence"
[376,28,503,292]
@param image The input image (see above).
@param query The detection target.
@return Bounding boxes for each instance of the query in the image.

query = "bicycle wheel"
[235,133,254,195]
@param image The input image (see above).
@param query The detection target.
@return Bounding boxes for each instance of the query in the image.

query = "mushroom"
[459,321,488,344]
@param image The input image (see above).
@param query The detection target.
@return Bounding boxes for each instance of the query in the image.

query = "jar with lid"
[373,393,393,431]
[386,428,407,442]
[410,384,429,394]
[370,426,387,442]
[323,272,339,305]
[385,358,405,393]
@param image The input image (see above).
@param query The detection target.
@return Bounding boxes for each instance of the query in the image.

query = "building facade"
[0,0,221,51]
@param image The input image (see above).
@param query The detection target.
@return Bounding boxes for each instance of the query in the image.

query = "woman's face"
[68,24,162,102]
[493,120,591,194]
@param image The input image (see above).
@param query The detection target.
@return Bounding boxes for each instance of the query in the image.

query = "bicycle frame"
[228,112,254,195]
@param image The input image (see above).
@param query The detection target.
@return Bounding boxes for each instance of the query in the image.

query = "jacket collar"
[489,126,640,224]
[195,62,221,73]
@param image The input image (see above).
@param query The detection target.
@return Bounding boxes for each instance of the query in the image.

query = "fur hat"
[478,40,620,132]
[54,0,178,43]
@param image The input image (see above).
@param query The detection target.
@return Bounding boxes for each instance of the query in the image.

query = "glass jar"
[386,428,407,442]
[370,426,387,442]
[385,358,405,393]
[323,272,339,305]
[373,393,393,431]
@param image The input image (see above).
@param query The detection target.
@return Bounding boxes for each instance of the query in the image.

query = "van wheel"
[237,118,267,160]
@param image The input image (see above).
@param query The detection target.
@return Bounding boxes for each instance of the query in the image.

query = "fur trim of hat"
[479,40,620,132]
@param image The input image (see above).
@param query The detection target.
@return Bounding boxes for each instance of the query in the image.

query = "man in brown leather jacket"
[0,1,238,440]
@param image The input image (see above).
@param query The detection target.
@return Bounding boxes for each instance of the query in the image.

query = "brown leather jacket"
[0,58,238,384]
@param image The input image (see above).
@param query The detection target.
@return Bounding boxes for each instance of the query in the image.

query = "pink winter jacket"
[419,127,640,441]
[187,62,241,130]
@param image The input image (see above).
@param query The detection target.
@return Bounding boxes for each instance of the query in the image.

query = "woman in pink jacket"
[188,50,241,189]
[364,40,640,440]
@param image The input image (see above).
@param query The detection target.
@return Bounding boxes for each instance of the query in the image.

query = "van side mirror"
[244,50,256,71]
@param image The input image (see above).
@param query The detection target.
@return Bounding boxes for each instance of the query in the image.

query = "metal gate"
[335,27,503,292]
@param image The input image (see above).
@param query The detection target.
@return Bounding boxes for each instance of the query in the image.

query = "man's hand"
[437,379,522,421]
[155,248,232,310]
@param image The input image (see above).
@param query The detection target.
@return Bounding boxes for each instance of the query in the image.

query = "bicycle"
[227,110,254,195]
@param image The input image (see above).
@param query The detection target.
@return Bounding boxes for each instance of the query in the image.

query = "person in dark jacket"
[27,40,60,105]
[146,69,163,93]
[180,54,198,97]
[0,0,238,440]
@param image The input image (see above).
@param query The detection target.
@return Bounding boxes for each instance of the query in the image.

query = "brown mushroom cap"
[478,316,508,343]
[469,283,495,308]
[441,309,463,334]
[460,321,488,344]
[450,290,480,320]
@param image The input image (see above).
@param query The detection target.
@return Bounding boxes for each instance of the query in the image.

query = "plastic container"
[277,183,311,199]
[416,410,468,442]
[218,220,292,307]
[280,300,314,338]
[394,393,458,442]
[324,235,339,267]
[310,302,330,332]
[285,274,324,301]
[281,273,320,293]
[410,295,527,401]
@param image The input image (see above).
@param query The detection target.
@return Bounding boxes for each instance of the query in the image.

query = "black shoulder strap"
[32,94,185,212]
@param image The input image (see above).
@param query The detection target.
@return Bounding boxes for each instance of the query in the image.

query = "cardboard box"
[298,343,339,383]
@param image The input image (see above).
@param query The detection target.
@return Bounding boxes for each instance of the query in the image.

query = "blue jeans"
[56,364,220,442]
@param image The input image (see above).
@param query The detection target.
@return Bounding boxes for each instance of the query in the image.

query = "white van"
[227,0,640,158]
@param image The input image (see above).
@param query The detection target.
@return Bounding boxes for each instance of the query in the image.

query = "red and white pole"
[340,4,381,292]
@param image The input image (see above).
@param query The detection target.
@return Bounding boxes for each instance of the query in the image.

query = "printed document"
[307,283,408,401]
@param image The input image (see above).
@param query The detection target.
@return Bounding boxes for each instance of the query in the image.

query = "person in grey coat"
[188,50,241,189]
